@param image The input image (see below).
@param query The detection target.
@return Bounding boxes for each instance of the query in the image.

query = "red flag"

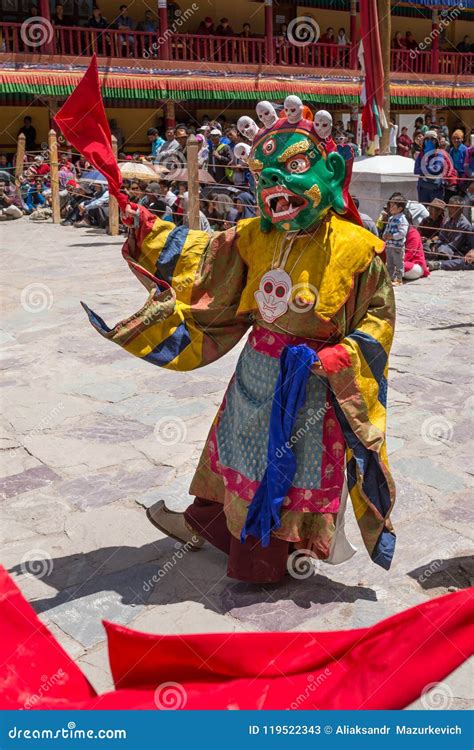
[54,55,126,208]
[0,565,472,710]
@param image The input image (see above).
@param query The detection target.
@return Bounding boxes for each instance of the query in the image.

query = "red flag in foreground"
[54,55,126,209]
[0,566,472,710]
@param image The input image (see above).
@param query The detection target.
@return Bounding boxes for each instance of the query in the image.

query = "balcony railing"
[1,23,472,76]
[390,48,473,76]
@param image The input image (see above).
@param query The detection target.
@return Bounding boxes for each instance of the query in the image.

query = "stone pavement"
[1,219,472,708]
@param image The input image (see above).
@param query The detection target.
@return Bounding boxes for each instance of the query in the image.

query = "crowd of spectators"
[2,110,472,278]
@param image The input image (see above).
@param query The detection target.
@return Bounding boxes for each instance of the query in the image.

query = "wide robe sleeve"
[82,205,250,370]
[318,254,397,570]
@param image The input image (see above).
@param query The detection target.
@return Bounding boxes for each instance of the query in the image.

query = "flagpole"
[377,0,391,154]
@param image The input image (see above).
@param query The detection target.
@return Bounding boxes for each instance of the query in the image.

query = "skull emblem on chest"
[254,269,292,323]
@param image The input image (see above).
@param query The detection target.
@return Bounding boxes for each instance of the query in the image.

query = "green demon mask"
[249,125,346,233]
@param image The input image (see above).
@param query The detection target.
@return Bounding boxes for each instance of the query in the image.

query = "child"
[383,193,409,285]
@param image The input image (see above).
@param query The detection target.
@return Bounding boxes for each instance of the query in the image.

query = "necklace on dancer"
[254,231,307,324]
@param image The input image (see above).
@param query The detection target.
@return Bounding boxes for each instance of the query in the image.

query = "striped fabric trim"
[347,330,388,407]
[156,226,189,284]
[143,320,191,367]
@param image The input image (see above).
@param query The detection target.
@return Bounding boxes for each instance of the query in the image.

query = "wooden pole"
[158,0,170,60]
[15,134,26,205]
[48,128,60,224]
[377,0,391,155]
[186,134,200,231]
[108,135,119,236]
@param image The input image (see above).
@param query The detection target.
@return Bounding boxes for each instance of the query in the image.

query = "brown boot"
[146,500,205,550]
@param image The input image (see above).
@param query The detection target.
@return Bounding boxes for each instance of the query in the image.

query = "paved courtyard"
[1,219,472,707]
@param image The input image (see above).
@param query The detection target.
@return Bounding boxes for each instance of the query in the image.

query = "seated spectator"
[352,197,378,236]
[418,198,446,252]
[52,3,68,25]
[215,18,234,36]
[0,154,12,171]
[457,35,471,53]
[88,7,108,28]
[320,27,335,43]
[58,162,75,189]
[157,179,177,209]
[137,10,158,32]
[393,31,406,49]
[235,191,256,220]
[280,23,288,39]
[128,180,146,203]
[241,23,251,37]
[397,126,412,158]
[25,178,46,214]
[74,183,109,228]
[0,179,23,220]
[30,155,50,178]
[196,16,214,35]
[430,195,472,260]
[337,27,348,45]
[60,180,85,225]
[403,225,429,280]
[115,4,134,53]
[141,183,173,219]
[404,31,417,50]
[147,127,165,160]
[275,33,289,64]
